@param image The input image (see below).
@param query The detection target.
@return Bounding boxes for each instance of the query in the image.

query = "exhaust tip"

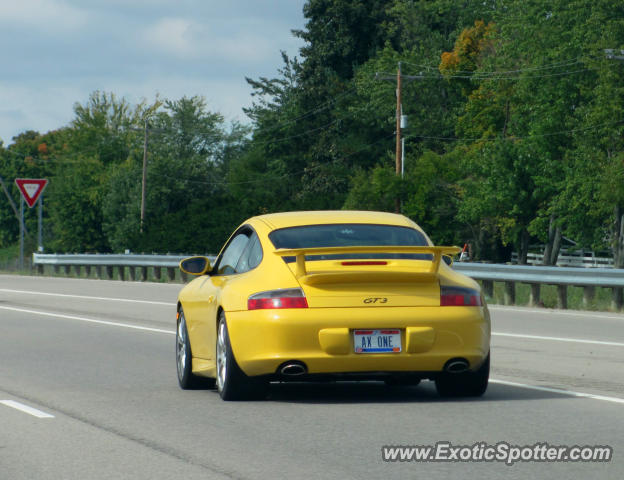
[444,358,470,374]
[278,361,307,376]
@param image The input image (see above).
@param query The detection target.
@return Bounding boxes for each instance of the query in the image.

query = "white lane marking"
[489,305,624,321]
[0,288,172,306]
[0,400,55,418]
[492,332,624,347]
[490,379,624,405]
[0,305,175,335]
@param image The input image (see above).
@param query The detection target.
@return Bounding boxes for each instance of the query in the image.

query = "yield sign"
[15,178,48,208]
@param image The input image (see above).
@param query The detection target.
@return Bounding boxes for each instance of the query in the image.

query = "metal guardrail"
[33,253,189,267]
[31,253,624,309]
[32,253,216,282]
[453,263,624,287]
[453,262,624,309]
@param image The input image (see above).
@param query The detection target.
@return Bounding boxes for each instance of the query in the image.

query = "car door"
[187,230,253,360]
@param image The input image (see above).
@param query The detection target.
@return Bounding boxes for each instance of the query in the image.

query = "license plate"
[353,329,401,353]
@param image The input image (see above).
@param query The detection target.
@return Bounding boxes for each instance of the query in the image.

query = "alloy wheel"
[216,319,228,391]
[176,316,188,380]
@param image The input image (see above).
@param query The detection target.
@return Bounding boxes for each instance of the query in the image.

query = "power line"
[145,132,396,188]
[401,58,585,75]
[375,67,594,81]
[249,86,358,134]
[403,119,624,143]
[4,117,621,170]
[139,88,359,141]
[141,118,624,189]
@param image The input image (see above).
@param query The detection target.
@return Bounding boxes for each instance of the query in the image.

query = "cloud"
[139,16,280,65]
[0,0,88,32]
[141,17,196,58]
[0,0,306,144]
[0,83,79,144]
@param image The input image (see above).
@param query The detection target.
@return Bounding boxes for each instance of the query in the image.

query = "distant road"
[1,275,622,479]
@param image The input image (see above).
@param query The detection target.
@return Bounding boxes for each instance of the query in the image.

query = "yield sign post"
[14,178,49,269]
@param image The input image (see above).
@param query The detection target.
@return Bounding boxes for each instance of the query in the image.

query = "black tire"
[435,353,490,398]
[216,312,267,401]
[176,309,215,389]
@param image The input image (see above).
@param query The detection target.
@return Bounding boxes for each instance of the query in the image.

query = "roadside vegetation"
[1,0,623,271]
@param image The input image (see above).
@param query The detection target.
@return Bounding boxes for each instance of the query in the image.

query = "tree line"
[1,0,623,266]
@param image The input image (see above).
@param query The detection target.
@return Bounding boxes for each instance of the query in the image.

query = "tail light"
[248,288,308,310]
[440,286,482,306]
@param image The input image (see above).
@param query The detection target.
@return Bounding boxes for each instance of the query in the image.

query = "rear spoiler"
[274,246,461,284]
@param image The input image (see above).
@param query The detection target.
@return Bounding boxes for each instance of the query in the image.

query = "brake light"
[248,288,308,310]
[440,286,482,306]
[341,261,388,266]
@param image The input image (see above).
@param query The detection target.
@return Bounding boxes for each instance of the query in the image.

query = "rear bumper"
[226,306,490,376]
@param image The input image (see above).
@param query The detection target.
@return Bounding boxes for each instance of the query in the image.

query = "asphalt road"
[1,274,622,479]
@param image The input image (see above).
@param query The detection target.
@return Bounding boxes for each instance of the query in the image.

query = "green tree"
[103,96,250,253]
[45,92,149,252]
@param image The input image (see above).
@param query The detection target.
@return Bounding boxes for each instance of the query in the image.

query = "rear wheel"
[177,309,214,389]
[435,353,489,397]
[216,312,267,401]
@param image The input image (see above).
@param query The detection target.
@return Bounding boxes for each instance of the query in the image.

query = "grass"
[484,281,617,312]
[0,244,25,272]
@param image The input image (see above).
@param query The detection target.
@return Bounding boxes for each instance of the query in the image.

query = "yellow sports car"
[176,210,490,400]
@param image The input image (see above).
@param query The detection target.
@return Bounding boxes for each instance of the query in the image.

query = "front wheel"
[435,353,489,397]
[216,312,266,401]
[176,309,214,389]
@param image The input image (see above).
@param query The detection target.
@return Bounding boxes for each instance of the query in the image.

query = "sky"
[0,0,306,146]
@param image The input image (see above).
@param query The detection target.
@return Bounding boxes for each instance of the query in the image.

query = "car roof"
[250,210,417,230]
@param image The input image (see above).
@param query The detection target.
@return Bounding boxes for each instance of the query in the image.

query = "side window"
[247,235,263,270]
[236,233,263,274]
[217,233,250,275]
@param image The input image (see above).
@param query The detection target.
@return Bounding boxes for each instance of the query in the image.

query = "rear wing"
[274,245,461,284]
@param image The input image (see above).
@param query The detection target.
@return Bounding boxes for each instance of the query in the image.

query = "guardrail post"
[482,280,494,299]
[129,266,136,281]
[53,265,60,275]
[529,284,541,307]
[64,265,71,276]
[557,285,568,309]
[583,286,595,307]
[612,287,623,311]
[95,265,102,279]
[37,264,44,275]
[167,267,175,282]
[105,266,113,280]
[139,267,147,281]
[75,265,81,277]
[180,271,188,283]
[504,282,515,305]
[118,266,125,281]
[153,267,161,281]
[85,265,91,277]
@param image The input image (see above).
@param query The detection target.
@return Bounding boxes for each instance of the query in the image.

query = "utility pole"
[376,63,423,212]
[140,117,148,233]
[19,196,24,270]
[395,62,403,181]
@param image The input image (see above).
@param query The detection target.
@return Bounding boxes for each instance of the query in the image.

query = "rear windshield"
[269,224,431,262]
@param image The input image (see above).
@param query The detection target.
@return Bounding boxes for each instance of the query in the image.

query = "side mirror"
[442,254,454,267]
[180,256,212,276]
